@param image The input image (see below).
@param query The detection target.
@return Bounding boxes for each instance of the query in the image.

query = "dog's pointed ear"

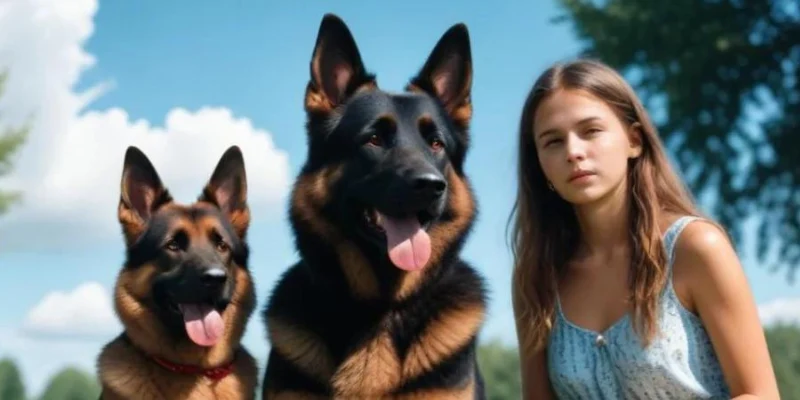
[118,146,172,243]
[305,13,376,114]
[407,23,473,130]
[199,145,250,237]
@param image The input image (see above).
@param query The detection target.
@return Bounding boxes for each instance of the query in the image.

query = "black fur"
[262,14,488,399]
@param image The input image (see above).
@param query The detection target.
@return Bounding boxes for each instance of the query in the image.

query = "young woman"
[509,59,779,399]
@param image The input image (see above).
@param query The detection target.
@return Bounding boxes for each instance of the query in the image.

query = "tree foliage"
[0,357,26,400]
[477,338,522,400]
[554,0,800,282]
[765,324,800,399]
[37,367,100,400]
[0,71,28,216]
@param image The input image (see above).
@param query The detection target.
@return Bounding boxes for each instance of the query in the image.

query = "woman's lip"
[568,171,595,182]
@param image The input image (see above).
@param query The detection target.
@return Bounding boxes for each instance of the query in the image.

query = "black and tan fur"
[97,146,258,399]
[261,14,488,399]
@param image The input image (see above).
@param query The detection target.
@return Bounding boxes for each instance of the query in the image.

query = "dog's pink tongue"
[180,304,224,347]
[378,212,431,271]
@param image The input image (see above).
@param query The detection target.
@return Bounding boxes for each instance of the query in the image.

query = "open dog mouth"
[177,301,226,348]
[155,270,232,348]
[362,208,435,271]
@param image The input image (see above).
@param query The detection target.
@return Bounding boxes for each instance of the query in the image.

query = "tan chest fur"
[267,301,485,399]
[98,338,258,400]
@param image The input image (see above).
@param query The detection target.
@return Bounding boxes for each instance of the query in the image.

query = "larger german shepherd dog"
[261,14,488,399]
[97,146,259,399]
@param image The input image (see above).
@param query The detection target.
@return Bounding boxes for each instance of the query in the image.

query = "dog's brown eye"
[367,134,382,147]
[165,239,180,252]
[215,239,229,253]
[431,139,444,151]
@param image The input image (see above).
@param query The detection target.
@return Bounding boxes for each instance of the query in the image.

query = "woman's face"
[532,89,641,206]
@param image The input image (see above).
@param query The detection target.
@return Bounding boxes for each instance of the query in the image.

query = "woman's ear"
[628,122,644,159]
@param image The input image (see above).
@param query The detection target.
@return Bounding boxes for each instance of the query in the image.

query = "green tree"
[37,367,99,400]
[765,324,800,399]
[477,338,522,400]
[0,71,28,216]
[0,357,26,400]
[554,0,800,282]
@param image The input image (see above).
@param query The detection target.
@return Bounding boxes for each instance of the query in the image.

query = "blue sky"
[0,0,797,396]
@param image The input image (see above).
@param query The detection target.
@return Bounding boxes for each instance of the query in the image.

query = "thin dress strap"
[663,215,702,279]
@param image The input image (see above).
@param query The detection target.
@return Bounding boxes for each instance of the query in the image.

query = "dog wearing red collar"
[97,146,258,399]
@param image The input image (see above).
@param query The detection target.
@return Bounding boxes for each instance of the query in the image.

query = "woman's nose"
[565,135,587,163]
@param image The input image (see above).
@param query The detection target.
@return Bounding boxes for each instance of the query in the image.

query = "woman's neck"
[573,180,630,257]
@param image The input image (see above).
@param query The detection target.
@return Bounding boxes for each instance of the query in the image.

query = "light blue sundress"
[547,216,731,399]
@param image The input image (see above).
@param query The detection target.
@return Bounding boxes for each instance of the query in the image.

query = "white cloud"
[0,0,292,252]
[758,297,800,327]
[21,281,120,339]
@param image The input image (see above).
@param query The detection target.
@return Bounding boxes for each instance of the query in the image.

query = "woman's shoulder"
[672,217,734,268]
[660,213,729,249]
[670,216,743,303]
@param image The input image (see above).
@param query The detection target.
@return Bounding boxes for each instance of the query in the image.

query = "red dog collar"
[151,355,235,381]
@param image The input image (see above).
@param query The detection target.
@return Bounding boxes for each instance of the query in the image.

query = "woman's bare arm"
[676,221,780,400]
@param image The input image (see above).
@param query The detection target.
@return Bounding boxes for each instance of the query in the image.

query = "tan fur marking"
[228,207,251,238]
[331,331,402,396]
[98,336,259,400]
[170,216,198,239]
[305,85,333,114]
[396,168,474,299]
[267,316,334,382]
[196,215,221,237]
[450,102,472,129]
[304,81,377,114]
[196,214,239,246]
[291,165,379,299]
[395,377,475,400]
[403,303,485,378]
[195,201,251,238]
[118,202,145,246]
[119,202,186,246]
[405,83,472,130]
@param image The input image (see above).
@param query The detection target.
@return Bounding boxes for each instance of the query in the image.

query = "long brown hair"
[509,59,705,354]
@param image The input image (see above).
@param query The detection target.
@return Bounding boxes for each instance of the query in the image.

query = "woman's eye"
[545,138,562,147]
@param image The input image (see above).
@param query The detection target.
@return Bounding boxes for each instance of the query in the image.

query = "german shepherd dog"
[97,146,259,399]
[261,14,488,399]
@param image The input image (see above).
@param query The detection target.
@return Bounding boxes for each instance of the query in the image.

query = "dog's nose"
[412,172,447,198]
[201,267,228,287]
